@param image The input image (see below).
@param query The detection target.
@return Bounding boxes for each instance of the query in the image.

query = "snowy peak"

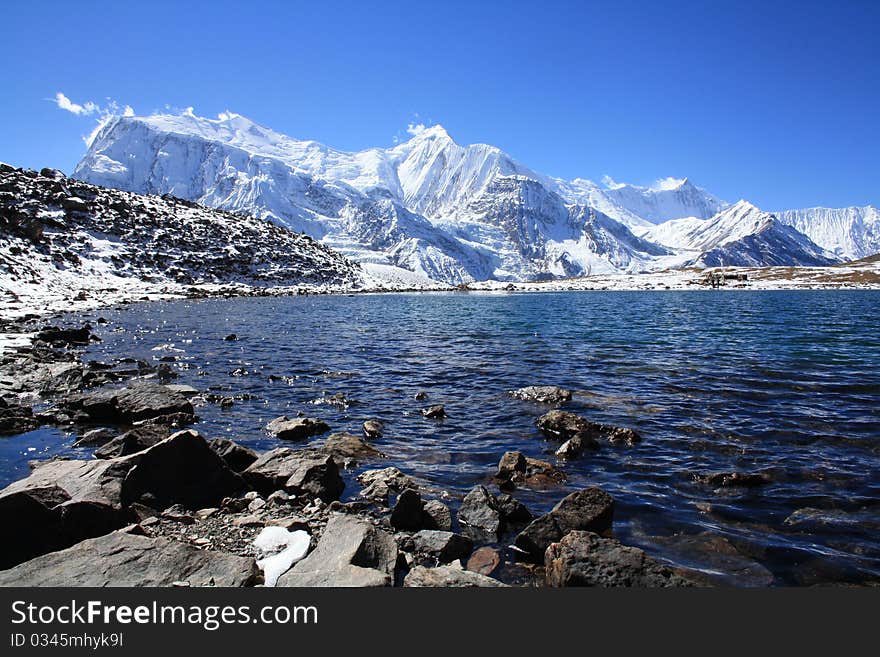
[600,176,729,224]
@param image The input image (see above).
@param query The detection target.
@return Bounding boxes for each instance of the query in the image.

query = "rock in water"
[495,450,566,489]
[509,385,572,404]
[277,513,397,587]
[515,487,615,562]
[694,471,772,488]
[322,432,384,463]
[536,410,641,450]
[66,382,195,424]
[404,564,507,587]
[362,419,384,439]
[266,416,330,441]
[421,404,447,419]
[544,531,696,587]
[0,530,260,587]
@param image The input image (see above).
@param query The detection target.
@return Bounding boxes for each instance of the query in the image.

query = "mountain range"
[72,111,878,284]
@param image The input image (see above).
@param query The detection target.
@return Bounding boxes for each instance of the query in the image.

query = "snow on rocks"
[252,526,311,587]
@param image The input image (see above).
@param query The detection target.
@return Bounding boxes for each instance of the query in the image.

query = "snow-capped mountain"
[641,201,839,268]
[775,206,880,261]
[72,110,870,282]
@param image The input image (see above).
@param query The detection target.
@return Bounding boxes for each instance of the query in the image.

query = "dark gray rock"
[390,488,424,531]
[495,450,566,489]
[0,530,260,587]
[0,396,39,435]
[362,419,384,439]
[266,416,330,441]
[322,432,384,463]
[120,429,246,510]
[509,385,572,404]
[545,531,697,587]
[277,513,397,587]
[422,499,453,531]
[421,404,447,419]
[515,487,615,562]
[243,447,343,502]
[536,410,641,448]
[66,383,195,424]
[412,530,473,564]
[34,325,95,347]
[208,438,259,472]
[457,486,502,538]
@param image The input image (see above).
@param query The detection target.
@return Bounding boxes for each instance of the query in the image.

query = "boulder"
[536,410,641,448]
[0,458,135,568]
[515,487,614,562]
[390,488,425,531]
[0,397,39,435]
[208,438,259,472]
[243,448,343,502]
[322,432,384,463]
[34,325,95,347]
[120,430,246,510]
[266,416,330,441]
[495,451,566,489]
[66,383,195,424]
[422,499,453,531]
[357,467,415,503]
[412,530,473,564]
[467,546,502,576]
[277,513,397,587]
[404,564,507,587]
[545,531,696,587]
[509,385,572,404]
[0,530,259,587]
[458,486,502,538]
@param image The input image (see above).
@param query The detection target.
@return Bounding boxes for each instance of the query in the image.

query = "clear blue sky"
[2,0,877,210]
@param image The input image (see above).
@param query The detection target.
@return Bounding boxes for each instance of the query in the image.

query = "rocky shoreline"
[0,320,720,587]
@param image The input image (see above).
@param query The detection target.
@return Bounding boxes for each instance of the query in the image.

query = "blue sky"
[2,0,877,210]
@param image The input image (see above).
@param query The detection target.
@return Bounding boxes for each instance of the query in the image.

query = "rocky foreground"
[0,323,721,587]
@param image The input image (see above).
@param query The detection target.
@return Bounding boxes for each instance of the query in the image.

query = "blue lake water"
[3,290,879,585]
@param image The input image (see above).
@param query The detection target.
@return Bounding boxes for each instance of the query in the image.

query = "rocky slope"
[0,163,366,317]
[73,110,853,283]
[775,205,880,261]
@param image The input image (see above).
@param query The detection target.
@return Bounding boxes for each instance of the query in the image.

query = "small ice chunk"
[253,527,310,587]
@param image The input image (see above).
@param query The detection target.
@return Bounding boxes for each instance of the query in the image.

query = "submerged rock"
[0,530,259,587]
[509,385,572,404]
[536,410,641,449]
[277,513,397,587]
[695,472,772,488]
[515,487,615,562]
[544,531,697,587]
[266,416,330,441]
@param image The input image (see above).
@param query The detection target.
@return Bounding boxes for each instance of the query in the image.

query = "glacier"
[73,110,873,283]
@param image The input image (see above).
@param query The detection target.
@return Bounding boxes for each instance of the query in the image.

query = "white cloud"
[51,92,139,146]
[217,110,240,121]
[54,92,99,116]
[650,177,686,191]
[406,122,427,136]
[601,175,624,190]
